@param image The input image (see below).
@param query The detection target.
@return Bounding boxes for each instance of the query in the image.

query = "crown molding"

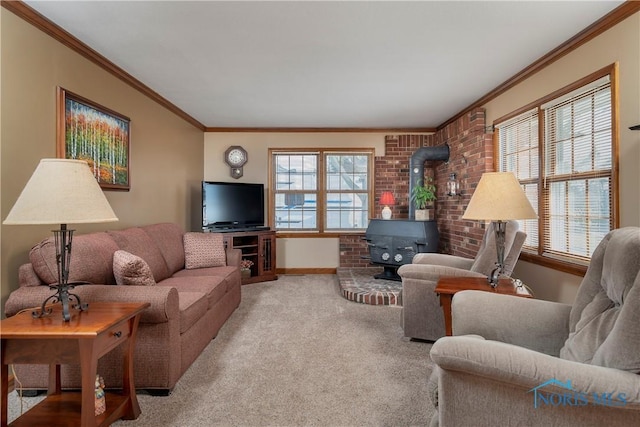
[205,127,436,133]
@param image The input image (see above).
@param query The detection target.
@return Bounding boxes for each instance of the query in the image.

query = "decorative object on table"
[379,191,396,220]
[224,145,248,178]
[462,172,537,287]
[57,87,131,190]
[411,177,436,221]
[2,159,118,321]
[446,173,460,197]
[95,374,106,416]
[240,258,254,278]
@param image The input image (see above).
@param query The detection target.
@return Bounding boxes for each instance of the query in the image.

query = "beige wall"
[0,9,204,314]
[484,12,640,303]
[204,132,389,269]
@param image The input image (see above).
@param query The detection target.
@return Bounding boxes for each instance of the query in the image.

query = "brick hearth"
[336,267,402,306]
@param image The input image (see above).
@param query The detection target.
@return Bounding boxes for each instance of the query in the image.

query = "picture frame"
[57,87,131,190]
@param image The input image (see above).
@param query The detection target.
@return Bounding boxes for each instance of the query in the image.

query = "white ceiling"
[24,1,624,129]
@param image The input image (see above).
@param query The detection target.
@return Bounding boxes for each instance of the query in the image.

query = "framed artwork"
[57,87,131,190]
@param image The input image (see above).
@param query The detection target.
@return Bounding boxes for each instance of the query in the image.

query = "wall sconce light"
[380,191,396,220]
[446,173,460,197]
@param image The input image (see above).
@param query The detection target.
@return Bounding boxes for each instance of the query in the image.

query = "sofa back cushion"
[559,227,640,373]
[113,250,156,286]
[108,227,171,281]
[29,232,119,285]
[142,223,185,275]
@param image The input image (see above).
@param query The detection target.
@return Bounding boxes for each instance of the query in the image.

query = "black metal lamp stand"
[488,220,507,288]
[32,224,88,322]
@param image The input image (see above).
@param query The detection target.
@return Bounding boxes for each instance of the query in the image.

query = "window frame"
[494,64,619,276]
[268,147,375,237]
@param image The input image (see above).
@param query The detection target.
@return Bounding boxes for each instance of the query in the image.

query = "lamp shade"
[380,191,396,206]
[3,159,118,225]
[462,172,537,221]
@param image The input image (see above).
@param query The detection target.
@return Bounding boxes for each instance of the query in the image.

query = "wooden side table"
[435,277,532,336]
[1,302,149,427]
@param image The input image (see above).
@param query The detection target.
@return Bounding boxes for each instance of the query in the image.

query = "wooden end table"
[435,277,532,336]
[1,302,149,427]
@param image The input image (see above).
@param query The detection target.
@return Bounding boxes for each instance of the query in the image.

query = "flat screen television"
[202,181,266,231]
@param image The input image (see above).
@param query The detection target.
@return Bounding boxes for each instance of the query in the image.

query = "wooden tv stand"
[221,229,277,284]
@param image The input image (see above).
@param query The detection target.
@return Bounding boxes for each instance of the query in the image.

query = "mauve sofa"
[4,223,241,394]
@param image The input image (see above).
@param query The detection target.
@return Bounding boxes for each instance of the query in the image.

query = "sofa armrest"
[452,290,572,356]
[411,253,475,270]
[226,248,241,267]
[4,284,179,324]
[398,263,485,283]
[431,336,640,405]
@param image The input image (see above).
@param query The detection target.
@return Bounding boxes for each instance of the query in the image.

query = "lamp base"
[33,281,89,322]
[381,206,392,220]
[488,266,501,288]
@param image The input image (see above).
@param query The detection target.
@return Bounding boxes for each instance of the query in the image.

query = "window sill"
[276,231,365,238]
[519,252,587,277]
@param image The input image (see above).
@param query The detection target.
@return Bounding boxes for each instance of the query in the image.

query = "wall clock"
[224,146,248,179]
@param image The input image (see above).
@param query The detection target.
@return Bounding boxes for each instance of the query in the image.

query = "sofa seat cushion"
[108,227,171,281]
[30,232,119,285]
[172,265,239,279]
[177,291,208,333]
[157,275,230,309]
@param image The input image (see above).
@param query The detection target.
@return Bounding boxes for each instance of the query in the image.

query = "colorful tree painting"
[58,88,130,190]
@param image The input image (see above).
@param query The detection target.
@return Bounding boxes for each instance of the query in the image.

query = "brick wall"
[431,107,492,258]
[339,108,493,268]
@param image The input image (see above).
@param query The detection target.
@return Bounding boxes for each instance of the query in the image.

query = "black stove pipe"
[409,144,450,219]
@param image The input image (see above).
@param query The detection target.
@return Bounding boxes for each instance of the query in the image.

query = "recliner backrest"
[470,220,526,277]
[559,227,640,373]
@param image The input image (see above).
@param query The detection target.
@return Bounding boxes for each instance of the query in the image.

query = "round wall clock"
[224,146,248,178]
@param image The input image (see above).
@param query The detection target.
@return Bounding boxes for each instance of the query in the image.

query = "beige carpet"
[8,274,434,426]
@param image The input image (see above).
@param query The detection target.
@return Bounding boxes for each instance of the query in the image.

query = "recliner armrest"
[452,290,571,356]
[431,336,640,405]
[398,264,485,283]
[411,253,475,270]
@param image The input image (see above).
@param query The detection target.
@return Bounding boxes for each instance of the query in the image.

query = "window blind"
[543,79,612,262]
[497,108,539,249]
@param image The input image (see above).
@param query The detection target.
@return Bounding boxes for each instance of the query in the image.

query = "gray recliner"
[398,220,526,341]
[429,227,640,426]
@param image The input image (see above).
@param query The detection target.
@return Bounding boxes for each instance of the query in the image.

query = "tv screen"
[202,181,265,230]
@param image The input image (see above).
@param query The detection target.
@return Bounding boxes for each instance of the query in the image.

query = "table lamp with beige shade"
[462,172,537,287]
[3,159,118,321]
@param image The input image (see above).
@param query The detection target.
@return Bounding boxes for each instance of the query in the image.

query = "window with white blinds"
[543,76,612,263]
[496,108,540,250]
[496,70,616,269]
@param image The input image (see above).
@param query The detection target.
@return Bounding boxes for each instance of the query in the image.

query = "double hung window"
[496,66,617,271]
[270,149,373,233]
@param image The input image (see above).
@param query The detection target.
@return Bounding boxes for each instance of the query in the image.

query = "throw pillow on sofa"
[113,250,156,286]
[183,232,226,269]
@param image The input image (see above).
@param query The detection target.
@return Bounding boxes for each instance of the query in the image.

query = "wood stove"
[364,219,439,281]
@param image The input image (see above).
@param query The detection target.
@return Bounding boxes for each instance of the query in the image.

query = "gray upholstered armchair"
[428,227,640,426]
[398,220,526,341]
